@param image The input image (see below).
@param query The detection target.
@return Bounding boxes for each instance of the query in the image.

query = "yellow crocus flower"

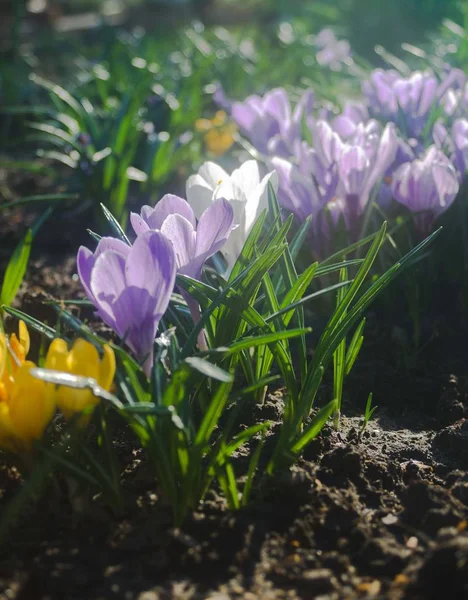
[195,110,237,156]
[0,322,54,453]
[45,338,115,422]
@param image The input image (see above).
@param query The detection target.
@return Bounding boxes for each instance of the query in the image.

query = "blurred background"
[1,0,467,244]
[0,0,465,58]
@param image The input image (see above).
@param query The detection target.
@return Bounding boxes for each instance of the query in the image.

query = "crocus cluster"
[0,322,115,454]
[78,160,275,369]
[231,88,314,158]
[217,56,467,243]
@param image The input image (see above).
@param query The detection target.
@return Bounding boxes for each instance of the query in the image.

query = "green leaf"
[345,318,366,376]
[1,306,56,339]
[1,230,32,307]
[0,193,78,211]
[242,433,266,506]
[184,356,233,382]
[290,398,337,456]
[225,328,311,354]
[30,74,85,122]
[194,382,232,447]
[100,203,131,245]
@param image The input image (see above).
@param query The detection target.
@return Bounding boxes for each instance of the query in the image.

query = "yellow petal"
[53,339,100,421]
[68,339,100,380]
[195,118,212,132]
[0,334,6,380]
[56,387,97,421]
[205,129,235,156]
[213,110,227,125]
[45,338,69,371]
[8,361,55,448]
[98,344,116,392]
[19,321,30,356]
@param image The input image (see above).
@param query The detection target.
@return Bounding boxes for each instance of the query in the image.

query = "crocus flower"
[0,323,55,453]
[273,121,398,235]
[451,119,468,180]
[45,338,115,422]
[131,194,234,347]
[77,231,176,375]
[441,83,468,119]
[186,160,278,273]
[131,194,234,280]
[230,87,314,157]
[437,68,466,103]
[433,119,468,182]
[391,146,459,236]
[194,111,237,156]
[363,69,438,139]
[331,103,369,139]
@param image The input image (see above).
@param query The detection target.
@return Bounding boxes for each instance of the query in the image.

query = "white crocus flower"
[186,160,278,274]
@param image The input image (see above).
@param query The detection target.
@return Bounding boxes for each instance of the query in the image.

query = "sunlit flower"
[273,121,398,234]
[230,87,314,158]
[433,119,468,182]
[77,231,176,375]
[131,194,234,348]
[391,146,459,235]
[186,160,278,273]
[45,338,115,422]
[131,194,234,281]
[363,69,438,139]
[195,111,237,156]
[0,322,54,453]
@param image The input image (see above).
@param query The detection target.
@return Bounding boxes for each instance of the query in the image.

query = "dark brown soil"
[0,404,467,600]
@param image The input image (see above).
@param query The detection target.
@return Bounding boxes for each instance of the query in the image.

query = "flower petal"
[148,194,196,230]
[195,198,234,258]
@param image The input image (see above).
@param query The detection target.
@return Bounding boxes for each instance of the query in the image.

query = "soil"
[0,397,467,600]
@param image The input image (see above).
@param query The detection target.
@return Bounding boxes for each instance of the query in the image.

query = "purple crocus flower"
[130,194,234,281]
[378,136,415,211]
[230,87,314,158]
[451,119,468,179]
[331,103,369,139]
[273,120,399,236]
[437,67,466,102]
[391,146,460,236]
[433,119,468,182]
[77,231,176,375]
[131,194,234,348]
[440,83,468,119]
[363,69,438,139]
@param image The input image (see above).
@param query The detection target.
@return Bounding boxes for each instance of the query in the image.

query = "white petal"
[231,160,261,198]
[243,169,278,234]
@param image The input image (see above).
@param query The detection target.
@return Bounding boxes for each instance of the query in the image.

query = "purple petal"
[160,214,197,274]
[196,198,234,258]
[146,194,196,230]
[77,246,96,303]
[126,230,177,313]
[130,212,150,236]
[263,88,291,123]
[89,251,128,332]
